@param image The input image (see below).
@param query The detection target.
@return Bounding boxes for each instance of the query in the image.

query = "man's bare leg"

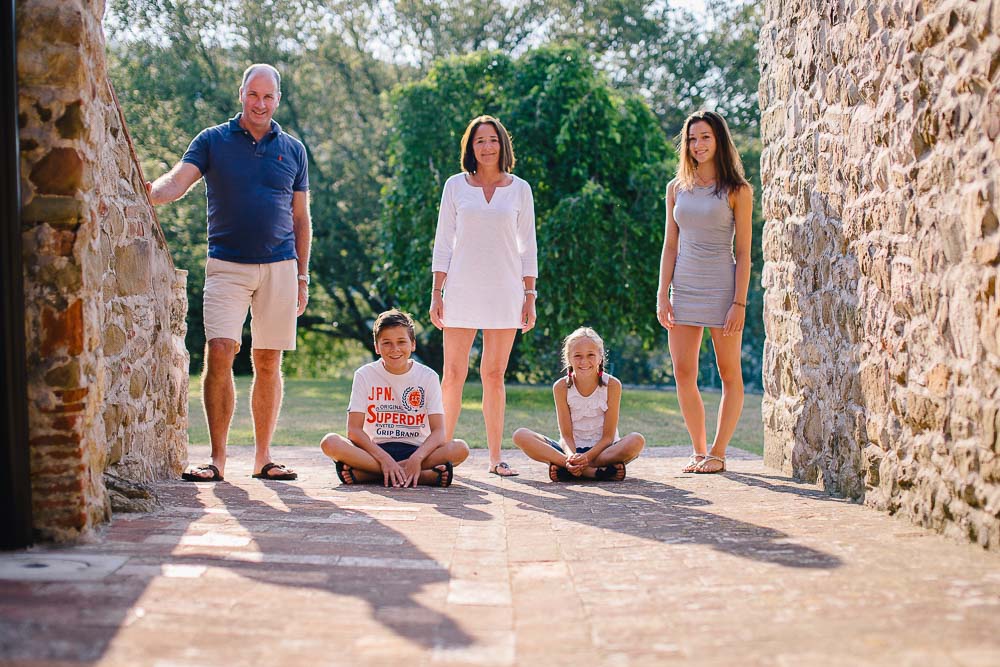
[194,338,238,479]
[251,348,289,477]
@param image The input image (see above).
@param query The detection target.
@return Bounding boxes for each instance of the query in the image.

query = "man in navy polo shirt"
[147,63,312,482]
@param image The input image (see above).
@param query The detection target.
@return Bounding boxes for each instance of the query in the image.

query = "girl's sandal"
[549,463,573,482]
[595,462,626,481]
[682,454,706,473]
[693,454,726,474]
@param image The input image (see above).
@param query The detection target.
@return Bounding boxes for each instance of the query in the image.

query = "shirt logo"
[402,387,425,412]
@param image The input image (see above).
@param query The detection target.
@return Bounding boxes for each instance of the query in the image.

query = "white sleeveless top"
[565,376,620,449]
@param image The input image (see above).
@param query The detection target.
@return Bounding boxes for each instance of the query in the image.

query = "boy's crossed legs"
[512,428,645,481]
[321,434,469,487]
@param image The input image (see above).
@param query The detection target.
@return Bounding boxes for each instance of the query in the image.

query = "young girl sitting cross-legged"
[512,327,645,481]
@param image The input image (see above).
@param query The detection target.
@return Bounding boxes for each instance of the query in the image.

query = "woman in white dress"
[429,115,538,476]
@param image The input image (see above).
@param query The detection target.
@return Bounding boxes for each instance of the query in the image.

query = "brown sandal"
[693,455,726,474]
[181,464,223,482]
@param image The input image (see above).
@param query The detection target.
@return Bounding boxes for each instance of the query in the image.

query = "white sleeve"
[517,180,538,278]
[424,369,444,415]
[347,369,369,414]
[431,177,458,273]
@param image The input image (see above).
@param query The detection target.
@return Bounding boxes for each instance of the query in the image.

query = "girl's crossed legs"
[512,428,645,479]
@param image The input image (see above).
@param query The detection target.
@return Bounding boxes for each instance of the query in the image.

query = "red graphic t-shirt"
[347,361,444,446]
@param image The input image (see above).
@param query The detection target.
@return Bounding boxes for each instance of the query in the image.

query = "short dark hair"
[460,115,515,174]
[372,309,415,342]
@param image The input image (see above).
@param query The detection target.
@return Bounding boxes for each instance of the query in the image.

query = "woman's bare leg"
[669,325,708,466]
[704,327,744,471]
[441,328,477,440]
[481,329,518,470]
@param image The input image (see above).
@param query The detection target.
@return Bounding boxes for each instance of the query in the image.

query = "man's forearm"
[148,162,200,205]
[294,218,311,275]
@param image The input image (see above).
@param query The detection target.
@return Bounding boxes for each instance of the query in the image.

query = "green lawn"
[188,377,764,455]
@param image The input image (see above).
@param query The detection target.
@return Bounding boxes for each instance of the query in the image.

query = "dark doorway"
[0,0,34,549]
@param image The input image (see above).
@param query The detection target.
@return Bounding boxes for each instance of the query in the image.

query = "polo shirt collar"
[228,113,281,138]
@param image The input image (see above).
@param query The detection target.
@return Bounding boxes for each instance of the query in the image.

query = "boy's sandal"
[693,454,726,474]
[181,464,223,482]
[489,462,519,477]
[595,462,626,482]
[549,463,574,482]
[682,454,706,473]
[433,462,454,488]
[335,461,356,485]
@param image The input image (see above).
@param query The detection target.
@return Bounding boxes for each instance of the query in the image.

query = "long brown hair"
[677,110,748,196]
[460,115,515,174]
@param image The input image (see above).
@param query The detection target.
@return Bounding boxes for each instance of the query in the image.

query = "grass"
[188,377,764,455]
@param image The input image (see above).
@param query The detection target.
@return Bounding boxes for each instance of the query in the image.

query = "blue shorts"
[377,442,418,462]
[543,436,591,455]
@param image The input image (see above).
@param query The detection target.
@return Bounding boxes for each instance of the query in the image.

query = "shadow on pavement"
[332,481,494,521]
[723,471,846,501]
[209,479,475,650]
[0,483,204,664]
[467,475,842,569]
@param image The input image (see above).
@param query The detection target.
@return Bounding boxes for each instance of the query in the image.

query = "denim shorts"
[378,442,419,461]
[543,435,591,455]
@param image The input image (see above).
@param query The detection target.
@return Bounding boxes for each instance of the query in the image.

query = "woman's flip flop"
[489,462,519,477]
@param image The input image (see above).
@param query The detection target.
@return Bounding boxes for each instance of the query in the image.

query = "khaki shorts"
[203,257,298,351]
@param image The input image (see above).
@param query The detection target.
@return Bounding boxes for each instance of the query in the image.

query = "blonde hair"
[561,327,607,388]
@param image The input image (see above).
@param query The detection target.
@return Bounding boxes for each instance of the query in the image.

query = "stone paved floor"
[1,446,999,666]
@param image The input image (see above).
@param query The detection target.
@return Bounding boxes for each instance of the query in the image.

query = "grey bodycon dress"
[669,184,736,328]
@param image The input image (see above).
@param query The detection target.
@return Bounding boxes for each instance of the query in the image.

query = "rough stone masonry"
[17,0,188,540]
[759,0,1000,548]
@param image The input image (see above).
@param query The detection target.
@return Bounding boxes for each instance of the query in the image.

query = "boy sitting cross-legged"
[320,309,469,487]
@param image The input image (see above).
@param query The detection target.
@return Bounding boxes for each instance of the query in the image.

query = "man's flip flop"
[433,462,454,487]
[181,464,223,482]
[252,462,298,480]
[489,462,519,477]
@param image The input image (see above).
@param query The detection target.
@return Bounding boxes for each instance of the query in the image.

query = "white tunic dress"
[431,173,538,329]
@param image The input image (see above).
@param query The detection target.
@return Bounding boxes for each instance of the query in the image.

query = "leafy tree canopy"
[105,0,763,386]
[382,46,676,381]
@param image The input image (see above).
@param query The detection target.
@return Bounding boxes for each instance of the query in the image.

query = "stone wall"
[17,0,188,540]
[759,0,1000,548]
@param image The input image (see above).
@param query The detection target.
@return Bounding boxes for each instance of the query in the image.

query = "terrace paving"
[1,445,998,666]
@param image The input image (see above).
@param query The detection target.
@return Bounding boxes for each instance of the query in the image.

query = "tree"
[105,0,765,386]
[382,46,677,382]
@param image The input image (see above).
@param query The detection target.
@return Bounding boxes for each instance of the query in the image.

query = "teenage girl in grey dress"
[656,110,753,474]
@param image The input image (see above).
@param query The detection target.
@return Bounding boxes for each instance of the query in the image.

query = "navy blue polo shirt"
[182,114,309,263]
